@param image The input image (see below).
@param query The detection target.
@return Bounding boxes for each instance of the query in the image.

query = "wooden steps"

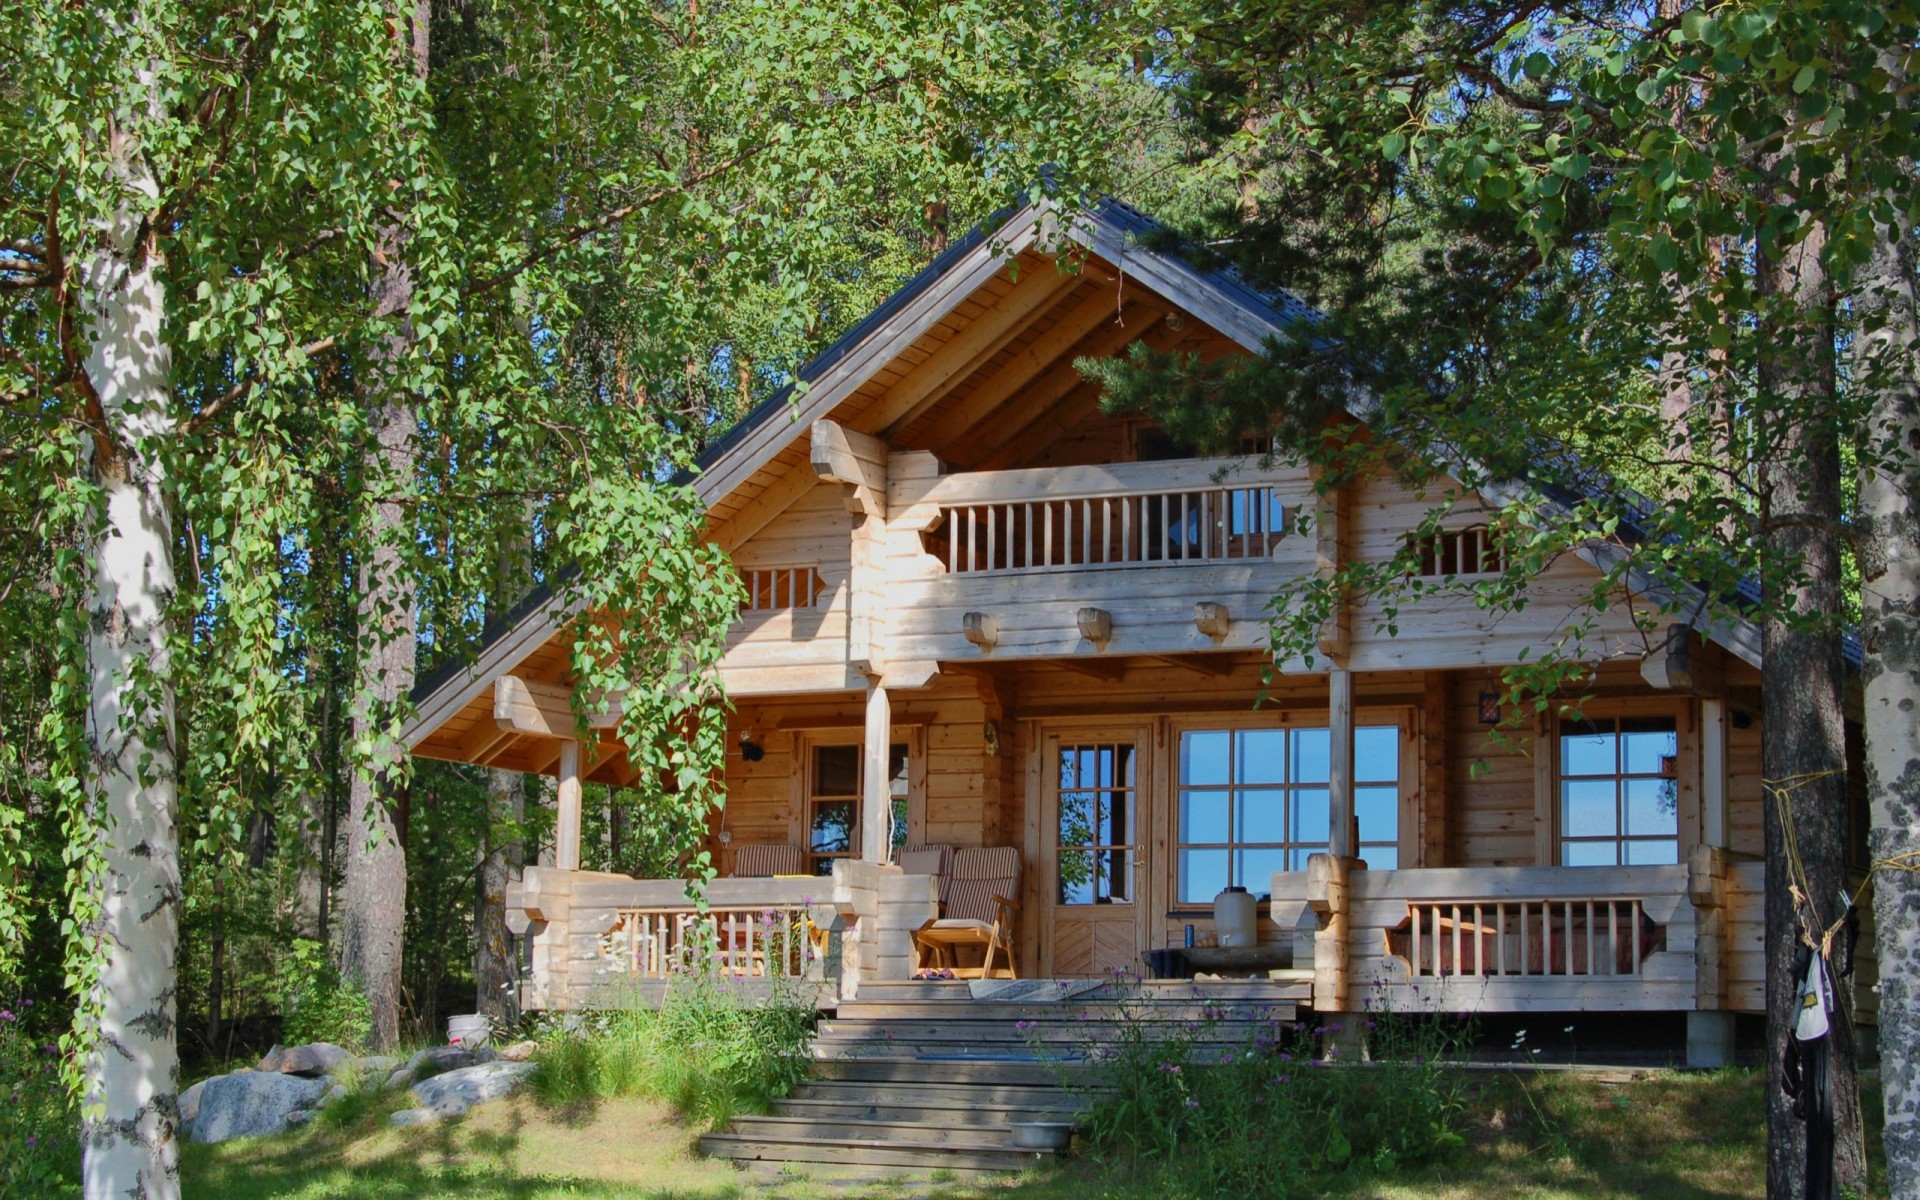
[699,985,1299,1178]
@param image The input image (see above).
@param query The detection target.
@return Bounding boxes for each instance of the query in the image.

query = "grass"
[180,1067,1892,1200]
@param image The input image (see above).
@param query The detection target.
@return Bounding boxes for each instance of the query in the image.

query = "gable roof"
[404,195,1765,748]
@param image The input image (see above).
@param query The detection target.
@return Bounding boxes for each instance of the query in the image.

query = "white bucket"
[447,1013,490,1048]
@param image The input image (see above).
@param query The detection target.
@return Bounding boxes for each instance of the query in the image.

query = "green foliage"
[530,973,817,1128]
[280,939,372,1052]
[0,993,79,1197]
[1050,1003,1469,1198]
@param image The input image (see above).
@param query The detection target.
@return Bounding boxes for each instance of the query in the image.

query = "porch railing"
[1394,897,1662,980]
[610,903,819,980]
[938,486,1289,574]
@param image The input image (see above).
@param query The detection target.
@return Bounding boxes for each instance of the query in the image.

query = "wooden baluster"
[1081,499,1092,565]
[1586,900,1596,976]
[1473,903,1484,975]
[1122,496,1133,562]
[1045,502,1054,565]
[1631,900,1642,975]
[1564,902,1575,976]
[1520,902,1529,975]
[1023,503,1034,570]
[1101,498,1111,564]
[1160,494,1172,561]
[1451,904,1462,976]
[1496,903,1507,975]
[1411,904,1422,977]
[1608,902,1619,977]
[986,502,996,572]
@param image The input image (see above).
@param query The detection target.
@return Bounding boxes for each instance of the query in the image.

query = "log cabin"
[400,197,1878,1069]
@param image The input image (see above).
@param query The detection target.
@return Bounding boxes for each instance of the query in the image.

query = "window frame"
[1542,699,1694,868]
[791,728,924,874]
[1053,740,1141,907]
[1167,708,1414,908]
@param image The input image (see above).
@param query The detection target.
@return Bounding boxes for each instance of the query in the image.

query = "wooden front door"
[1042,727,1152,977]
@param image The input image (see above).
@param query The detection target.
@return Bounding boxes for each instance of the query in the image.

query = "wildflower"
[1184,1098,1200,1109]
[1158,1062,1181,1074]
[1272,1074,1291,1085]
[0,1010,13,1022]
[1278,1052,1293,1062]
[1363,1020,1378,1030]
[1563,1025,1576,1034]
[1016,1020,1035,1031]
[26,1136,36,1148]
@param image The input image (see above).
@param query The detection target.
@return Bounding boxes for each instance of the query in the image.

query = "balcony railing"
[933,486,1288,574]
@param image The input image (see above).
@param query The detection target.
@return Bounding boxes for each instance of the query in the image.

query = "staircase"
[700,979,1304,1177]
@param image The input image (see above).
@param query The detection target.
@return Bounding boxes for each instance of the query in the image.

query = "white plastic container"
[447,1013,490,1049]
[1213,885,1258,948]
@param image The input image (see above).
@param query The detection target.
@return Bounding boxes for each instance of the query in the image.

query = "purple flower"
[1278,1052,1293,1062]
[1184,1098,1201,1109]
[0,1010,14,1022]
[1158,1062,1181,1074]
[1272,1074,1291,1084]
[26,1136,37,1147]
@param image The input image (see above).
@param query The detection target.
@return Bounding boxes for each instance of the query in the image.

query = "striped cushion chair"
[913,846,1021,980]
[731,843,803,878]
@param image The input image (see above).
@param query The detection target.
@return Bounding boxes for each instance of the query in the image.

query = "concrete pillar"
[1686,1010,1737,1069]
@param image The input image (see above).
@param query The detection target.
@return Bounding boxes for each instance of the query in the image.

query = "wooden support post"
[1700,696,1728,849]
[1312,471,1352,662]
[1329,667,1356,862]
[863,682,891,862]
[555,739,583,872]
[1306,853,1350,1014]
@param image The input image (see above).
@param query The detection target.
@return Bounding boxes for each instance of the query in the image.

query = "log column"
[862,682,891,863]
[554,739,583,872]
[1328,666,1356,862]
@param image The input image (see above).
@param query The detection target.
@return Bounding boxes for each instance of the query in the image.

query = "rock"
[358,1054,400,1076]
[389,1107,437,1127]
[285,1109,313,1127]
[257,1045,287,1073]
[190,1071,331,1144]
[497,1040,537,1062]
[326,1084,347,1104]
[388,1045,476,1089]
[406,1060,538,1121]
[276,1043,350,1077]
[470,1045,500,1065]
[180,1079,206,1126]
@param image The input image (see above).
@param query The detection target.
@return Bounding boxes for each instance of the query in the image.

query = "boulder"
[275,1043,350,1077]
[392,1060,538,1125]
[326,1084,347,1104]
[190,1071,331,1144]
[179,1079,206,1128]
[389,1107,437,1128]
[285,1109,314,1127]
[497,1040,537,1062]
[257,1045,287,1073]
[358,1054,400,1076]
[386,1045,476,1089]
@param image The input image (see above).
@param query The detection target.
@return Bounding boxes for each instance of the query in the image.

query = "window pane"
[1563,840,1616,866]
[1291,787,1330,845]
[1288,846,1324,871]
[1561,726,1615,777]
[888,744,910,797]
[1625,838,1679,865]
[1097,848,1136,903]
[1356,786,1399,846]
[1355,726,1400,782]
[1237,729,1287,784]
[1179,849,1230,904]
[814,745,859,796]
[1562,780,1617,838]
[1099,791,1135,848]
[1625,778,1678,837]
[1093,745,1116,789]
[1058,850,1096,905]
[1058,748,1083,790]
[1622,725,1678,776]
[1181,731,1230,785]
[1236,788,1288,844]
[1362,846,1399,870]
[810,801,854,854]
[1058,791,1096,849]
[1291,728,1331,784]
[1234,848,1288,897]
[1114,744,1137,789]
[1180,789,1230,844]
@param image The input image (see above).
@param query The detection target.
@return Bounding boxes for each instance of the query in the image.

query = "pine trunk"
[1854,186,1920,1199]
[475,768,523,1023]
[339,0,429,1051]
[78,142,182,1200]
[1757,217,1866,1200]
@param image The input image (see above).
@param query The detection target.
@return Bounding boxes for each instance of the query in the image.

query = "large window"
[1177,725,1400,904]
[1559,716,1679,865]
[807,742,908,875]
[1056,743,1137,904]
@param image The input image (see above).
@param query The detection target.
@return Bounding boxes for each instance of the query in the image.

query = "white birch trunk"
[1855,195,1920,1200]
[78,145,182,1200]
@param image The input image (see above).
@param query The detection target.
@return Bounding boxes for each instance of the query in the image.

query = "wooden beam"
[1048,656,1126,682]
[1700,696,1728,848]
[962,611,999,651]
[1193,603,1231,642]
[861,261,1087,435]
[919,286,1150,450]
[1313,470,1352,663]
[810,418,889,517]
[1328,667,1356,861]
[1075,607,1113,646]
[459,718,519,768]
[494,675,619,736]
[1143,653,1233,678]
